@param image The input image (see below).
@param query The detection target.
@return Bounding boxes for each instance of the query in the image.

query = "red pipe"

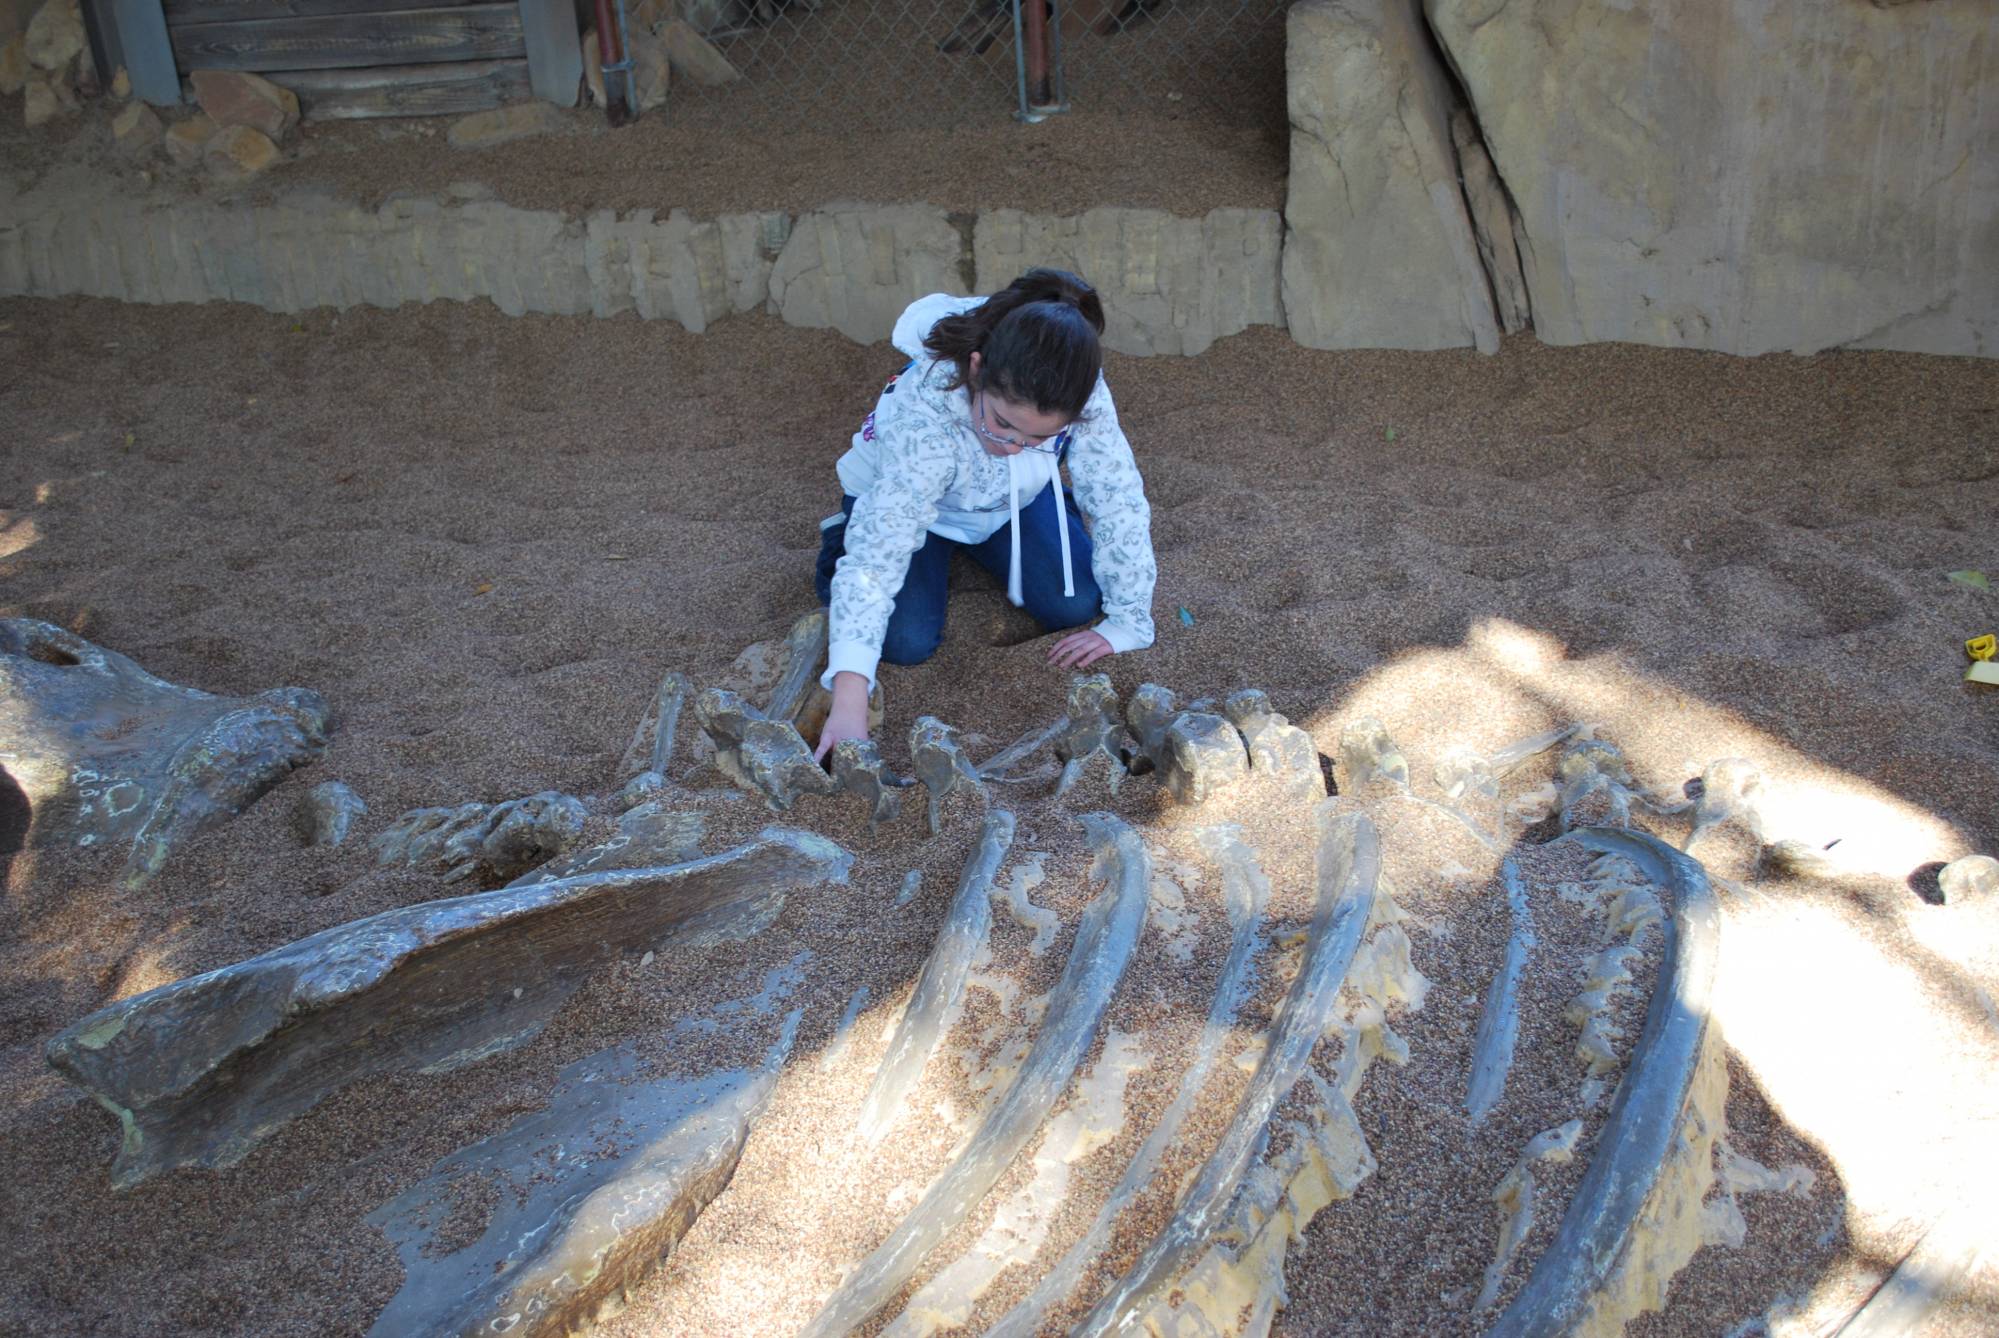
[1022,0,1051,108]
[593,0,635,126]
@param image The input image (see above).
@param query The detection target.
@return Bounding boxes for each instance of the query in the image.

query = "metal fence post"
[1013,0,1068,122]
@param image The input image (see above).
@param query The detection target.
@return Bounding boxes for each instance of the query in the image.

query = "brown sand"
[3,295,1998,1336]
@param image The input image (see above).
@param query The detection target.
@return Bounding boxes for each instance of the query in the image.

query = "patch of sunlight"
[0,514,39,558]
[1299,617,1973,879]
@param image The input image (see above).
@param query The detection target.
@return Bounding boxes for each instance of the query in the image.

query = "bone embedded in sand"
[991,852,1057,954]
[374,791,589,884]
[1476,1119,1586,1312]
[45,827,852,1189]
[1053,674,1128,798]
[618,668,692,780]
[879,1028,1151,1338]
[1161,710,1250,805]
[986,822,1273,1338]
[1071,806,1381,1337]
[297,780,366,847]
[1557,739,1639,830]
[1225,688,1326,800]
[1684,756,1768,853]
[0,617,331,888]
[1123,682,1179,772]
[1939,854,1999,904]
[856,810,1013,1142]
[366,1009,801,1338]
[1486,828,1726,1338]
[513,800,706,885]
[829,737,903,829]
[909,715,986,834]
[802,812,1151,1338]
[975,715,1069,781]
[895,869,923,906]
[1337,715,1411,792]
[695,686,838,812]
[1467,853,1537,1125]
[820,986,873,1074]
[764,609,829,725]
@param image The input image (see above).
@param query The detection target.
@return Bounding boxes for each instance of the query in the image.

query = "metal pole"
[1012,0,1068,122]
[1011,0,1031,123]
[1022,0,1050,108]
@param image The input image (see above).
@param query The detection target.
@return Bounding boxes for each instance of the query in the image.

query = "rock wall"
[1282,0,1501,353]
[0,169,1285,354]
[1424,0,1998,357]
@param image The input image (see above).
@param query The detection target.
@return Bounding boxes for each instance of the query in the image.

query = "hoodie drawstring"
[1005,451,1076,608]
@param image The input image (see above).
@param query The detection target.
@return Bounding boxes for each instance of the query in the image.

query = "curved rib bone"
[46,828,852,1189]
[986,822,1271,1338]
[1072,806,1381,1337]
[802,812,1151,1338]
[1486,826,1724,1338]
[856,811,1013,1141]
[1466,851,1536,1125]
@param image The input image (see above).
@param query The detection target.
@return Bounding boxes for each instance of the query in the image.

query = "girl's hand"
[814,671,873,763]
[1049,629,1114,671]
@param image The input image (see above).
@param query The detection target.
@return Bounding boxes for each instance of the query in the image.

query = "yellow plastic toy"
[1969,635,1999,684]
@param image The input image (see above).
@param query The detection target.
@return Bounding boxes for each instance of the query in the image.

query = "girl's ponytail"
[924,268,1105,418]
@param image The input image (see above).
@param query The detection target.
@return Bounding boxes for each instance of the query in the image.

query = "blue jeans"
[815,484,1103,666]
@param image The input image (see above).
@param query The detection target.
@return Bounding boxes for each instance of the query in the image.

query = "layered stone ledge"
[0,170,1284,355]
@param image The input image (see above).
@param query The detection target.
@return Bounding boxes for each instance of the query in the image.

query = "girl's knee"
[880,621,943,666]
[1032,589,1104,634]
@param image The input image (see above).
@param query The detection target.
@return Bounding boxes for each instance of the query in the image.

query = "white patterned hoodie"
[822,293,1158,690]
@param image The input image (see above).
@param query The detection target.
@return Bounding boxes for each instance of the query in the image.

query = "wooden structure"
[82,0,581,116]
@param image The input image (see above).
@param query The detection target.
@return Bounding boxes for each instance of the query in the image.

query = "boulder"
[661,17,739,86]
[204,123,281,178]
[110,101,163,155]
[162,112,217,167]
[1281,0,1499,352]
[0,619,328,889]
[22,65,72,126]
[109,64,128,98]
[190,69,300,141]
[770,204,968,345]
[447,101,565,148]
[630,23,670,111]
[298,780,366,847]
[1424,0,1999,356]
[23,0,80,71]
[0,34,26,95]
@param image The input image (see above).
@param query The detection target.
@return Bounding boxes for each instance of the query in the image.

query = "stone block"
[204,123,280,178]
[976,206,1283,356]
[448,101,566,149]
[24,0,80,71]
[661,17,739,86]
[1425,0,1999,356]
[163,113,217,167]
[1281,0,1498,352]
[770,204,968,344]
[110,102,162,156]
[190,69,300,142]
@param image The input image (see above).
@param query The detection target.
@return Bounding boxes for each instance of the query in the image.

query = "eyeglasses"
[973,392,1067,456]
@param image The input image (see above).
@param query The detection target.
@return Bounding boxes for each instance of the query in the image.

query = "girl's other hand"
[815,671,873,763]
[1048,629,1113,671]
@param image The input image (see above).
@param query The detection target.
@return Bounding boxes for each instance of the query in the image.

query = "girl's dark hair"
[924,268,1106,419]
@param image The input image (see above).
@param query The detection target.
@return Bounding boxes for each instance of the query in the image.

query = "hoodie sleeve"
[823,370,964,690]
[1065,379,1158,654]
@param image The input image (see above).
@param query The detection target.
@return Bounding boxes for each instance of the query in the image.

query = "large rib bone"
[856,811,1013,1141]
[1466,851,1536,1125]
[801,812,1151,1338]
[1072,806,1381,1336]
[45,828,851,1189]
[366,1011,801,1338]
[0,617,330,889]
[986,822,1271,1338]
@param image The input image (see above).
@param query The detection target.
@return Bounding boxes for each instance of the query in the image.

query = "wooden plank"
[166,0,479,26]
[100,0,184,102]
[169,3,523,71]
[517,0,580,106]
[266,57,529,117]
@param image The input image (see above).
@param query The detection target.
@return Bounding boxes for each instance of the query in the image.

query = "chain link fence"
[669,0,1288,132]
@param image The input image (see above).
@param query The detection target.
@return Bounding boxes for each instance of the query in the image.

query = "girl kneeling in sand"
[812,268,1159,762]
